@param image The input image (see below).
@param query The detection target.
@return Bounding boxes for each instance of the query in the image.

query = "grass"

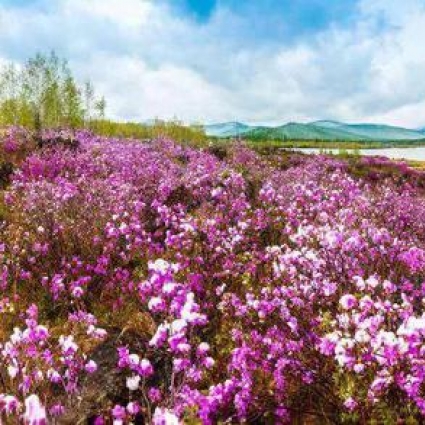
[212,137,425,150]
[407,160,425,170]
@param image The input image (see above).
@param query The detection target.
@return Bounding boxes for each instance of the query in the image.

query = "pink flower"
[139,359,154,377]
[112,405,126,422]
[126,401,140,415]
[344,397,358,411]
[0,395,20,415]
[84,360,98,374]
[148,387,162,402]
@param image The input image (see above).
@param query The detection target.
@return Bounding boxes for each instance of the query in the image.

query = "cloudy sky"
[1,0,425,127]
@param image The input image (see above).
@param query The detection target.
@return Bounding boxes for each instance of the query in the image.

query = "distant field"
[210,137,425,150]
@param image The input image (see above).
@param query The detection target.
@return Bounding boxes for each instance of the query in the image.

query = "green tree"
[0,63,20,125]
[83,80,95,125]
[62,75,83,128]
[94,96,106,120]
[0,51,102,130]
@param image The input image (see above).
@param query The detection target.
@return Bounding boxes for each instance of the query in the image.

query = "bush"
[1,130,425,423]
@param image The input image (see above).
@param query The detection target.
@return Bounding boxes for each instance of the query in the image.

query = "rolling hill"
[204,120,425,141]
[203,122,253,138]
[312,121,425,141]
[247,122,362,141]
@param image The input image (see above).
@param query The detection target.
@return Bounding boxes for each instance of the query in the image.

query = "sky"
[0,0,425,127]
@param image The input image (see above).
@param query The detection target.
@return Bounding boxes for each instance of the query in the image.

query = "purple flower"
[84,360,98,374]
[344,397,358,411]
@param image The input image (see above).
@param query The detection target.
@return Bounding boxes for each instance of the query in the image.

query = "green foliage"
[89,118,208,145]
[0,51,103,130]
[0,53,208,144]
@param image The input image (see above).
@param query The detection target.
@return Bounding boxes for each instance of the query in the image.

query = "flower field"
[1,128,425,424]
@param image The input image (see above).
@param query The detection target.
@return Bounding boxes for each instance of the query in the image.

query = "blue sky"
[177,0,217,21]
[180,0,358,30]
[0,0,425,127]
[170,0,361,47]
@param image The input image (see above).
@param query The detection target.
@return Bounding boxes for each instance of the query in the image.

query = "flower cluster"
[0,304,105,421]
[1,129,425,423]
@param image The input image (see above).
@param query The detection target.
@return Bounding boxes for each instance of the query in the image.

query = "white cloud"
[63,0,153,28]
[365,100,425,127]
[0,0,424,127]
[79,53,235,122]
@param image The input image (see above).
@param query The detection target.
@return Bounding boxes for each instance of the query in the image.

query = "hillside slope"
[206,120,425,141]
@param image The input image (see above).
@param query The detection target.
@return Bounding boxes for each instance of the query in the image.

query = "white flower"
[196,342,210,356]
[354,276,365,290]
[162,282,178,294]
[128,354,140,367]
[8,365,18,379]
[180,293,205,324]
[211,188,222,198]
[148,259,170,274]
[149,323,170,347]
[339,294,357,310]
[170,319,187,334]
[323,230,340,248]
[180,223,195,233]
[10,328,23,344]
[148,296,164,311]
[126,375,141,391]
[24,395,47,424]
[353,363,365,373]
[59,335,78,353]
[153,407,179,425]
[354,329,370,344]
[366,275,380,289]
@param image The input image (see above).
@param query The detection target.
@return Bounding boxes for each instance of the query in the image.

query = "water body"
[289,147,425,161]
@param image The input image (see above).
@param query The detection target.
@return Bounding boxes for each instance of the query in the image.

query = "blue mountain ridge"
[204,120,425,141]
[203,122,253,138]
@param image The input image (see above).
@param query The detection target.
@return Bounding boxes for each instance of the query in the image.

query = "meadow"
[1,126,425,424]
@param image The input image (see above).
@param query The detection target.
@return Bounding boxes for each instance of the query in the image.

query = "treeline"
[0,52,208,144]
[0,52,105,130]
[90,119,208,144]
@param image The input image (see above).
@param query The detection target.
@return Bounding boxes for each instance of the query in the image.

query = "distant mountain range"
[204,120,425,141]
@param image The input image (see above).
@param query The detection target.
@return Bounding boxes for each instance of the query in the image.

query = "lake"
[289,147,425,161]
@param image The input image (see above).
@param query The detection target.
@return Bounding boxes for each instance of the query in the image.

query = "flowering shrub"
[1,129,425,423]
